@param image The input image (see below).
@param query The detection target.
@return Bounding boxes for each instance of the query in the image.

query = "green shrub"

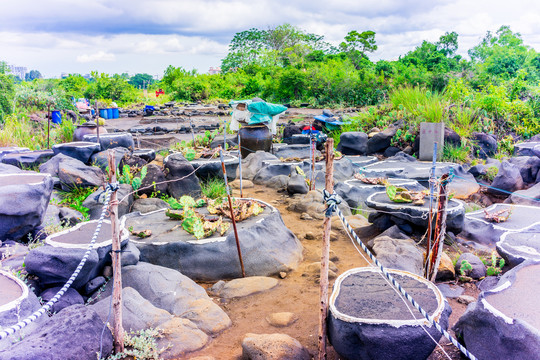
[201,177,227,199]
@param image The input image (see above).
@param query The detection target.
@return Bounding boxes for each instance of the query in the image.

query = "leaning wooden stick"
[318,138,334,359]
[107,150,124,353]
[238,133,243,198]
[220,147,246,277]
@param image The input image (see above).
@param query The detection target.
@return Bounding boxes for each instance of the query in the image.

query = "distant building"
[7,64,27,79]
[208,67,221,75]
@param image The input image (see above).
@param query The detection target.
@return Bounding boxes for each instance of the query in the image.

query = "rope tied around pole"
[322,189,341,217]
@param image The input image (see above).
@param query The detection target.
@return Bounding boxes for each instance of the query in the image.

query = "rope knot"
[323,189,341,217]
[107,182,120,192]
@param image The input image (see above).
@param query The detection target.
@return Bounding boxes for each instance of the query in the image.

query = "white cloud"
[76,51,116,63]
[2,0,540,77]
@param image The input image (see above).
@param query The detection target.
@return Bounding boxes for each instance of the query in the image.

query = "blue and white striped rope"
[326,193,478,360]
[0,183,117,341]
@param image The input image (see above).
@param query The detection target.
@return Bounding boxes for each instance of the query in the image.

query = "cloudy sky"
[2,0,540,78]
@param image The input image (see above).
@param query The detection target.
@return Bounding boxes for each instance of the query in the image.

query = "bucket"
[91,109,95,116]
[238,124,272,158]
[107,108,113,119]
[112,108,119,119]
[51,111,62,124]
[99,109,108,119]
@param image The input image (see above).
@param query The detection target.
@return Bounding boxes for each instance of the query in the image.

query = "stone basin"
[361,160,479,199]
[343,155,378,169]
[328,267,450,360]
[273,144,321,159]
[52,141,101,163]
[0,172,54,241]
[497,224,540,267]
[190,153,238,181]
[454,261,540,359]
[123,199,303,280]
[39,219,129,282]
[460,204,540,249]
[365,191,465,233]
[1,150,54,169]
[0,270,26,310]
[336,178,425,210]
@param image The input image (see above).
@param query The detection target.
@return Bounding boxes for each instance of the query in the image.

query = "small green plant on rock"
[119,164,147,192]
[481,166,499,182]
[104,328,167,360]
[459,259,473,282]
[485,251,505,276]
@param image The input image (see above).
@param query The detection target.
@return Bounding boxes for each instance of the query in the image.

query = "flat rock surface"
[485,263,540,330]
[497,224,540,266]
[334,271,439,320]
[211,276,279,299]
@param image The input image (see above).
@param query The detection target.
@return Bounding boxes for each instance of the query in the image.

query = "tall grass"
[390,86,447,123]
[448,106,480,139]
[0,112,75,149]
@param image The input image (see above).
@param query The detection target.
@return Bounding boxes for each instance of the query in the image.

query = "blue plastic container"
[51,110,62,124]
[107,108,113,119]
[112,108,119,119]
[91,109,95,116]
[99,109,108,119]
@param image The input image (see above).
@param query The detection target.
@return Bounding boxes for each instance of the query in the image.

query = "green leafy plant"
[481,166,499,182]
[486,251,506,276]
[119,164,147,192]
[53,186,96,220]
[105,328,167,360]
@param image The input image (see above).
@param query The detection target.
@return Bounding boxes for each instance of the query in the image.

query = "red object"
[155,89,164,97]
[303,125,315,131]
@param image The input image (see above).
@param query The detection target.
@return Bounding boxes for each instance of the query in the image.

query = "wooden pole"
[47,104,51,149]
[429,173,449,282]
[220,148,246,277]
[424,142,438,278]
[107,150,124,353]
[318,138,334,360]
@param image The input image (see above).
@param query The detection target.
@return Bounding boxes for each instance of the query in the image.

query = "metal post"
[318,138,334,359]
[220,148,246,277]
[107,150,124,353]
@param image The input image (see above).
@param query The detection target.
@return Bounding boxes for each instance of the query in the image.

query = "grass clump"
[201,177,227,199]
[389,86,447,124]
[53,186,96,220]
[105,328,167,360]
[442,143,470,163]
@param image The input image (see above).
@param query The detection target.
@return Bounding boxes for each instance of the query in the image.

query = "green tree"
[339,30,378,69]
[221,24,327,71]
[129,73,155,88]
[25,70,42,81]
[0,61,14,122]
[437,31,458,57]
[468,26,530,78]
[59,74,88,97]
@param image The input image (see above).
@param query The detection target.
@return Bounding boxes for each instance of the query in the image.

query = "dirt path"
[187,185,369,359]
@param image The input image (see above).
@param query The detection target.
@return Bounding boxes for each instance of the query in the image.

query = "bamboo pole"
[318,138,334,360]
[220,148,246,277]
[107,150,124,353]
[310,130,316,191]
